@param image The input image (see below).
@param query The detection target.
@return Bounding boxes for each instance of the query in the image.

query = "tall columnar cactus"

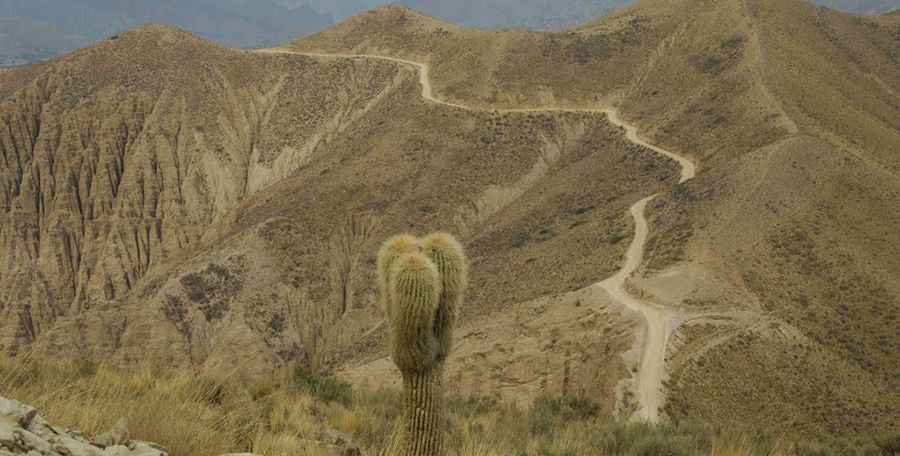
[377,232,468,456]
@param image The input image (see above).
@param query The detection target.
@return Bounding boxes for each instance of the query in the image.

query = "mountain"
[0,17,85,67]
[813,0,899,13]
[4,0,895,67]
[0,0,331,67]
[278,0,626,30]
[285,0,899,28]
[291,0,899,437]
[1,0,898,442]
[0,22,669,390]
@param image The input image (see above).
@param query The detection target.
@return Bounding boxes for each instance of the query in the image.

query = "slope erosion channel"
[256,48,697,422]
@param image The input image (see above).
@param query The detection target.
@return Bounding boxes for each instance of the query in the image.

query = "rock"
[0,395,167,456]
[16,411,37,430]
[126,442,167,456]
[93,418,129,448]
[100,446,131,456]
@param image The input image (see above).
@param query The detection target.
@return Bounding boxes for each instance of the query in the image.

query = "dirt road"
[257,47,697,422]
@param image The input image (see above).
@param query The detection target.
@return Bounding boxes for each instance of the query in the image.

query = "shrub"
[529,394,603,435]
[292,366,353,406]
[449,394,501,418]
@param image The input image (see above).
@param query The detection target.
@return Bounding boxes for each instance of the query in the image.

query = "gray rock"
[93,419,129,449]
[100,446,131,456]
[0,396,168,456]
[126,442,166,456]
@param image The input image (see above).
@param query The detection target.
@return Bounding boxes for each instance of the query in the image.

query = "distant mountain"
[282,0,631,30]
[283,0,899,28]
[5,0,896,67]
[0,0,331,67]
[0,17,85,67]
[398,0,632,30]
[277,0,382,21]
[812,0,899,13]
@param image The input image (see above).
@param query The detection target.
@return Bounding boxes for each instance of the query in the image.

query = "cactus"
[377,234,420,321]
[378,233,468,456]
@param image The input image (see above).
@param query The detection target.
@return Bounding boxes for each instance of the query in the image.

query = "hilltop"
[0,0,332,67]
[289,0,900,437]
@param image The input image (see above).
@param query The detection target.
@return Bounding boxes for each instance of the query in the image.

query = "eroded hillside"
[0,25,406,361]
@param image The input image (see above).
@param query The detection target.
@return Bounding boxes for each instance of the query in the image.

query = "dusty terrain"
[0,22,675,398]
[0,0,897,440]
[289,0,900,437]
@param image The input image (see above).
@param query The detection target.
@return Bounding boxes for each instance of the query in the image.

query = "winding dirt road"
[258,48,696,422]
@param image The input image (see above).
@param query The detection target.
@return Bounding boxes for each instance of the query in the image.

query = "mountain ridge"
[0,0,898,440]
[286,0,900,437]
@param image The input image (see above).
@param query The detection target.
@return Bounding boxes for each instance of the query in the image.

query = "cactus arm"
[377,234,420,321]
[389,252,441,372]
[421,233,469,363]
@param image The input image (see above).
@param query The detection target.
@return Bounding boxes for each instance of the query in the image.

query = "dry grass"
[0,354,259,455]
[3,356,883,456]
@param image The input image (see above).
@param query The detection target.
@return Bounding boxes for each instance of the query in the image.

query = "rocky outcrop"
[0,396,166,456]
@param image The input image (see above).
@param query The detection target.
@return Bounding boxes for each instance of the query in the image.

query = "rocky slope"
[0,396,166,456]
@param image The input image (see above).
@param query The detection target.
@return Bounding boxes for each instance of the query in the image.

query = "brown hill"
[1,0,897,441]
[0,24,408,365]
[289,0,899,437]
[0,21,672,406]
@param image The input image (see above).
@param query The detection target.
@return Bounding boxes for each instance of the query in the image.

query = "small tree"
[283,286,339,372]
[329,213,377,316]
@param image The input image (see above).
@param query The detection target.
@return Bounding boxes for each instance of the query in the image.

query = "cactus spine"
[377,233,468,456]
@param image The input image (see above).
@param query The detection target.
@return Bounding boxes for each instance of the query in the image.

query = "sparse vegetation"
[293,366,354,406]
[528,394,603,435]
[3,354,883,456]
[2,0,898,451]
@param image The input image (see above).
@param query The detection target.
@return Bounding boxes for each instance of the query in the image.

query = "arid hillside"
[0,20,674,406]
[0,0,897,443]
[0,25,410,365]
[289,0,900,438]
